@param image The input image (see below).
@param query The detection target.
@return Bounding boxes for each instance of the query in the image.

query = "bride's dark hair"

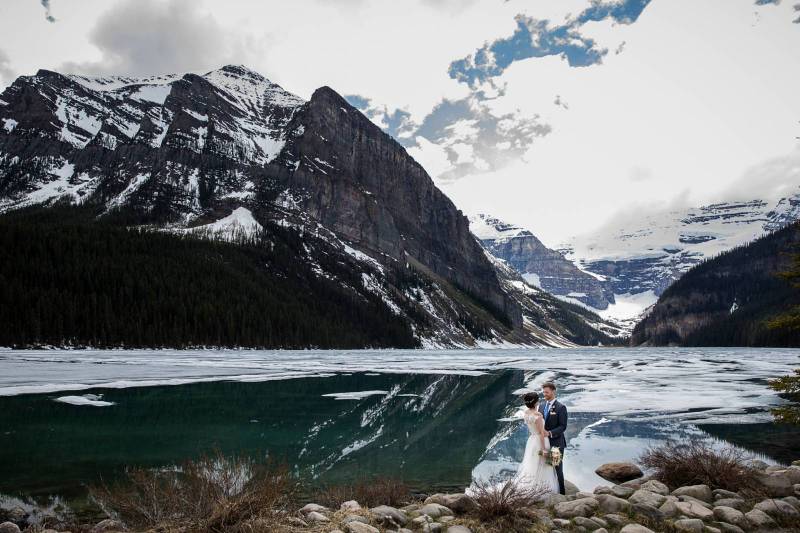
[523,392,539,409]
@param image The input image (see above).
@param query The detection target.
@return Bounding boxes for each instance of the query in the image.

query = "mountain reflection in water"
[1,347,799,504]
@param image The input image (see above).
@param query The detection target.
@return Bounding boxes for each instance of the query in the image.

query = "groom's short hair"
[542,382,557,391]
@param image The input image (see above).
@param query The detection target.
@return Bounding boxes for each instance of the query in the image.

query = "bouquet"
[539,447,562,467]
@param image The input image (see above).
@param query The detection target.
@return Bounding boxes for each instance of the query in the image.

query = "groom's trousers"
[555,458,565,495]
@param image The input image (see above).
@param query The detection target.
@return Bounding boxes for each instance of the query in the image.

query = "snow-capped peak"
[469,213,531,241]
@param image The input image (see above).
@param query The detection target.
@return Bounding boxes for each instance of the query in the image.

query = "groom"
[539,381,568,495]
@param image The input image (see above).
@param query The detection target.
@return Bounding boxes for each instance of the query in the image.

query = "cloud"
[40,0,55,23]
[348,92,551,182]
[344,94,417,144]
[0,49,15,89]
[448,0,652,87]
[60,0,263,77]
[721,147,800,201]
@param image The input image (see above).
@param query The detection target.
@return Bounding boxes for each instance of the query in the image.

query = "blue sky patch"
[449,0,653,87]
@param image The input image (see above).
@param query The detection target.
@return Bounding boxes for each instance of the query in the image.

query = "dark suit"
[539,399,568,495]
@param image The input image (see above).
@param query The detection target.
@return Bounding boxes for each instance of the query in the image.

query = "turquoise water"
[1,347,798,505]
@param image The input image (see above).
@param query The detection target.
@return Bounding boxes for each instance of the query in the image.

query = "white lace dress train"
[514,409,559,495]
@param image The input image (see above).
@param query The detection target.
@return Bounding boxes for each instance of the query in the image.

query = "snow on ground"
[186,207,263,238]
[597,291,658,322]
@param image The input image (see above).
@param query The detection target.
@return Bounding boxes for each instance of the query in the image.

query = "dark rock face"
[277,89,519,325]
[470,214,614,310]
[630,222,800,347]
[0,65,625,347]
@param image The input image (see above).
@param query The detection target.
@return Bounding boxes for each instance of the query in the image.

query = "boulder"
[674,518,705,532]
[612,485,636,498]
[445,527,472,533]
[596,494,631,514]
[577,491,596,499]
[412,515,433,526]
[712,489,740,501]
[713,498,747,511]
[674,500,714,520]
[621,476,650,489]
[287,517,308,527]
[753,498,800,518]
[629,489,667,508]
[796,483,800,497]
[553,518,571,528]
[677,494,713,509]
[672,484,713,503]
[544,493,568,507]
[758,466,800,497]
[632,502,664,522]
[422,523,442,533]
[300,503,328,514]
[5,509,24,524]
[713,523,745,533]
[566,479,580,495]
[595,462,644,483]
[419,503,453,519]
[0,523,20,533]
[659,500,680,518]
[744,508,776,529]
[91,519,123,533]
[424,493,476,514]
[554,497,599,518]
[370,505,409,526]
[603,513,627,527]
[782,495,800,510]
[620,525,655,533]
[712,506,747,529]
[640,480,670,495]
[341,500,361,511]
[345,523,379,533]
[594,485,613,495]
[343,515,370,525]
[574,516,606,531]
[306,511,329,523]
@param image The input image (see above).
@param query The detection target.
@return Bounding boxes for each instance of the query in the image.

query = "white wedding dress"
[514,408,560,495]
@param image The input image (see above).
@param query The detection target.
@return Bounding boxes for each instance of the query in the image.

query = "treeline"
[0,206,418,349]
[631,221,800,347]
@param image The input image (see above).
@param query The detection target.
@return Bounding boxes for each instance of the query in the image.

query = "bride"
[514,391,560,495]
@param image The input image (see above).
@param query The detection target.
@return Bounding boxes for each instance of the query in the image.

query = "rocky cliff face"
[0,65,617,347]
[470,214,615,310]
[630,222,800,347]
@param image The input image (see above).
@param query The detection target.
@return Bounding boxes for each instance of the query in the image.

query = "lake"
[1,347,799,510]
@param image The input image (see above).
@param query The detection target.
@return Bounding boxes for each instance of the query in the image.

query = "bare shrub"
[468,478,548,531]
[313,476,410,508]
[638,441,763,494]
[90,451,298,532]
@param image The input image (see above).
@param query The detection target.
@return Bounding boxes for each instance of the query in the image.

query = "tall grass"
[91,452,298,532]
[638,441,762,494]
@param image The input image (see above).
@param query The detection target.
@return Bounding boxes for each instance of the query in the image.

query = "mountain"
[470,214,615,310]
[0,65,619,348]
[630,221,800,347]
[560,194,800,317]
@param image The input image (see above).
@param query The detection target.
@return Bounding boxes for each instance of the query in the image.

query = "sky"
[0,0,798,245]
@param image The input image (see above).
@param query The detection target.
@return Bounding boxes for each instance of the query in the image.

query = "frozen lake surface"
[1,347,799,501]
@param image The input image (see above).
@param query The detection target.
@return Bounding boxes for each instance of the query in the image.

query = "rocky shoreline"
[1,459,799,533]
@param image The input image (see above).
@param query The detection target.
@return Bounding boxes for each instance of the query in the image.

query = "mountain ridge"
[0,64,621,348]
